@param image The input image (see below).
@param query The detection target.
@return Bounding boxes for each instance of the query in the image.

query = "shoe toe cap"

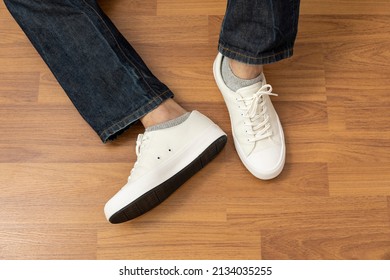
[246,144,285,180]
[104,195,119,221]
[104,187,132,221]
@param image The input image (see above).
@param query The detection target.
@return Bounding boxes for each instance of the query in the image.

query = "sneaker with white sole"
[104,110,227,223]
[213,52,285,180]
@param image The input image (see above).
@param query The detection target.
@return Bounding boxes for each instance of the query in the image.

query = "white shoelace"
[237,84,278,142]
[129,134,149,177]
[135,134,145,157]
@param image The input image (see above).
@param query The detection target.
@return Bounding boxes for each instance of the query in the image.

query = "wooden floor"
[1,0,390,260]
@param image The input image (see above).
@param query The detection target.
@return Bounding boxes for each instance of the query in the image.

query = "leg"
[221,0,300,82]
[219,0,300,65]
[4,0,180,142]
[214,0,300,180]
[140,98,186,129]
[4,0,227,222]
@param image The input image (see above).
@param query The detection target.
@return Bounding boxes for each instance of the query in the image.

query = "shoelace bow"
[238,84,278,142]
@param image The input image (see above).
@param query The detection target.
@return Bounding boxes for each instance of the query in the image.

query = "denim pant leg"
[4,0,174,142]
[219,0,300,65]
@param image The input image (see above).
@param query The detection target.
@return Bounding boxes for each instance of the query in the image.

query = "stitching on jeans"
[99,89,172,139]
[269,0,276,44]
[219,45,292,61]
[81,0,162,97]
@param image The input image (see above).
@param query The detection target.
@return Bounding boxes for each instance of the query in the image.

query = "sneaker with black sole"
[104,110,227,223]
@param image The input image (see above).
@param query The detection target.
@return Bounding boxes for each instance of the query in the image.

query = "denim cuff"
[218,42,294,65]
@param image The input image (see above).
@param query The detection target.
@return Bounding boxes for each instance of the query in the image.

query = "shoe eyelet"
[168,149,172,152]
[157,157,161,159]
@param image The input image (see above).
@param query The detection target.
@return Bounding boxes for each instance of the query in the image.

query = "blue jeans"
[220,0,300,64]
[4,0,300,142]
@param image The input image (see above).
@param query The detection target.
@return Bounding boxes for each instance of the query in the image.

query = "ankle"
[229,59,263,80]
[222,57,263,91]
[140,98,187,128]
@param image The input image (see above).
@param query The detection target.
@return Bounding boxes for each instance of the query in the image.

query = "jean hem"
[218,43,294,65]
[99,90,174,143]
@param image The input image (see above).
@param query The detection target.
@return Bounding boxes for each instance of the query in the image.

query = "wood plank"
[261,226,390,259]
[157,0,226,16]
[109,16,209,45]
[97,222,261,259]
[0,72,39,104]
[301,0,390,15]
[0,225,97,259]
[329,164,390,196]
[100,0,157,16]
[298,15,390,43]
[227,197,389,229]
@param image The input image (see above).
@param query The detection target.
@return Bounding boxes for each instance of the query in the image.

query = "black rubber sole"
[109,135,227,224]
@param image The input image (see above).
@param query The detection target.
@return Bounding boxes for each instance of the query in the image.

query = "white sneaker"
[104,111,227,223]
[213,52,285,180]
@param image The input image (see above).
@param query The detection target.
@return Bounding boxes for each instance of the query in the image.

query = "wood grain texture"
[0,0,390,260]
